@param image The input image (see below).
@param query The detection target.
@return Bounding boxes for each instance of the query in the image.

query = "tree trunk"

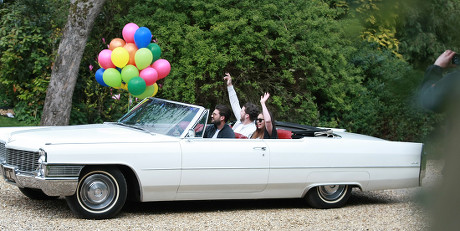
[41,0,106,126]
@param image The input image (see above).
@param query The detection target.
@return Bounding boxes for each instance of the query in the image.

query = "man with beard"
[224,73,258,138]
[203,104,235,138]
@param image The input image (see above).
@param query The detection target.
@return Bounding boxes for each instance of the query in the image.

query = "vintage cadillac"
[0,98,425,219]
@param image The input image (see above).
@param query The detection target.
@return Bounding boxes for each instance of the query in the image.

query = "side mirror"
[186,129,195,138]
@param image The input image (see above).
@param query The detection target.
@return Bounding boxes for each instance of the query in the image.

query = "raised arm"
[224,73,241,119]
[434,50,456,68]
[420,50,457,112]
[260,92,273,136]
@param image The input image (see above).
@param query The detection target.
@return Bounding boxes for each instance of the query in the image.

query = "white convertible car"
[0,98,425,219]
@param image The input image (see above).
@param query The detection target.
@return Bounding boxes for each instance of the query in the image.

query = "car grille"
[0,142,5,163]
[6,148,39,172]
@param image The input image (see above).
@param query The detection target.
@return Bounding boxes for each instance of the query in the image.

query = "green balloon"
[133,84,156,99]
[121,65,139,83]
[102,68,122,88]
[135,48,153,70]
[128,77,146,95]
[147,43,162,62]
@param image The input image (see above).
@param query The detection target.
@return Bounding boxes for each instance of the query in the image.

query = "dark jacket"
[203,124,235,138]
[420,65,460,112]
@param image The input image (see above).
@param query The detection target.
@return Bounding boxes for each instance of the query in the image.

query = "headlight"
[38,149,47,161]
[37,148,47,176]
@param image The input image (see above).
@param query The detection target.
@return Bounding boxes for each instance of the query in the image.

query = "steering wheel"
[167,124,184,137]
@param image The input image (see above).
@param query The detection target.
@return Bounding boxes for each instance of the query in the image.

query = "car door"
[177,138,269,198]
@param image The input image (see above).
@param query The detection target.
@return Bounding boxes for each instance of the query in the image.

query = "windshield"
[117,98,202,137]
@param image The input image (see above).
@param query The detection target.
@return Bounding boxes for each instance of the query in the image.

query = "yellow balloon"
[152,83,158,97]
[133,83,159,99]
[111,47,129,68]
[120,82,128,91]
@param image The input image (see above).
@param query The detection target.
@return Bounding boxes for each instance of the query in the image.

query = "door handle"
[253,147,266,151]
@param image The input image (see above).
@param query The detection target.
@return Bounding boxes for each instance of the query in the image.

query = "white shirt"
[227,85,256,137]
[211,128,220,139]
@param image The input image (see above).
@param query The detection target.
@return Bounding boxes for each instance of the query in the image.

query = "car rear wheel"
[65,167,127,219]
[305,185,352,209]
[19,187,59,200]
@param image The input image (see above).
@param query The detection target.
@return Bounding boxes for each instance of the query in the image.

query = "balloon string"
[128,94,132,112]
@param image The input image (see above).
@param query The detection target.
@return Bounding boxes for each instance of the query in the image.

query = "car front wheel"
[305,185,352,209]
[65,167,127,219]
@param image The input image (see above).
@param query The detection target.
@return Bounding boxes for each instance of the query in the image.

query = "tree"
[124,0,365,127]
[396,0,460,70]
[0,0,68,124]
[41,0,106,126]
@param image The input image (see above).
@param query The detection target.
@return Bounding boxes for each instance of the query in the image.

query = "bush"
[0,0,68,125]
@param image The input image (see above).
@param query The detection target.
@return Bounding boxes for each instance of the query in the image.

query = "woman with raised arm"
[251,92,278,139]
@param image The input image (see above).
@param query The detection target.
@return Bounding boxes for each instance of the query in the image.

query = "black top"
[203,124,235,138]
[419,65,460,112]
[264,124,278,139]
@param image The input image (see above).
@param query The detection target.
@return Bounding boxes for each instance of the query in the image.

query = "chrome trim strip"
[143,166,420,171]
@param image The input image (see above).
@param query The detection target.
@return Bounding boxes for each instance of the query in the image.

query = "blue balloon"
[95,68,109,87]
[134,27,152,49]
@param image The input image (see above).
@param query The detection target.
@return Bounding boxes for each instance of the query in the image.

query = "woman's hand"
[260,92,270,105]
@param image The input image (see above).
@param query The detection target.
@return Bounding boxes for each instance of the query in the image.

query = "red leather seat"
[234,132,248,139]
[277,129,292,139]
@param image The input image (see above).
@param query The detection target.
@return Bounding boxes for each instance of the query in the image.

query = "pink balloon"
[151,59,171,79]
[122,23,139,44]
[139,67,158,86]
[98,49,116,69]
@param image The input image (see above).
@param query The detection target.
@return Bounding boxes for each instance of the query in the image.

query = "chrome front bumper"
[1,164,79,197]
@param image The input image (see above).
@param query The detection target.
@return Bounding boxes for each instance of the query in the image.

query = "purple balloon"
[95,68,108,87]
[134,27,152,49]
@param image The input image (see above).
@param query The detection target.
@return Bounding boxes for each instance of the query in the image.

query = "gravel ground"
[0,160,443,231]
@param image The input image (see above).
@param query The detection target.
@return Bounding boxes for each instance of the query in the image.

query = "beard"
[212,119,220,126]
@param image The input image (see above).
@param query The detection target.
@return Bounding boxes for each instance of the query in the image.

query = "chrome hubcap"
[318,185,347,202]
[79,174,116,211]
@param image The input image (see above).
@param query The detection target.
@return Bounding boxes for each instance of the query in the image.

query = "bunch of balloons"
[95,23,171,99]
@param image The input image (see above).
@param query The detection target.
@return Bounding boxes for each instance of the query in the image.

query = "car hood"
[2,124,172,150]
[0,126,46,142]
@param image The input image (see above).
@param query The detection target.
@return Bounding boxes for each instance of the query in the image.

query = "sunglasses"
[256,118,264,123]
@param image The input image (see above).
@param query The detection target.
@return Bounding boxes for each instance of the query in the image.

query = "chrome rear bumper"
[419,144,427,186]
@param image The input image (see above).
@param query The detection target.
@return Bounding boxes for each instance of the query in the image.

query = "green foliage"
[396,0,460,70]
[0,116,34,127]
[0,0,68,124]
[343,42,442,141]
[70,0,136,124]
[1,0,450,146]
[119,0,366,127]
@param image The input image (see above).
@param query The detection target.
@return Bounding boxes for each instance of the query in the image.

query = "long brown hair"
[251,126,264,139]
[251,113,264,139]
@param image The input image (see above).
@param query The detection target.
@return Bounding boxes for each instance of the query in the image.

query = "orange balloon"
[124,43,138,66]
[109,38,126,50]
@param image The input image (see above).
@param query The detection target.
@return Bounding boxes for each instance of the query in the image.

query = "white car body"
[0,98,424,219]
